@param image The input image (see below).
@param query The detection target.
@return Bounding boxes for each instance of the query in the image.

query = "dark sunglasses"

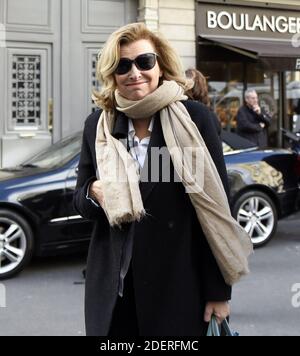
[115,53,158,75]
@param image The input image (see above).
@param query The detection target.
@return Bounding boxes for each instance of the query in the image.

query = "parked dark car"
[0,131,299,279]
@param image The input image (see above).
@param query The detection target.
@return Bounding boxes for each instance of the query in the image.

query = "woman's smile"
[126,81,148,87]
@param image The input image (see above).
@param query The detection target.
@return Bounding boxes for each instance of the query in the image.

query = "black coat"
[210,110,222,136]
[237,105,271,148]
[73,100,232,337]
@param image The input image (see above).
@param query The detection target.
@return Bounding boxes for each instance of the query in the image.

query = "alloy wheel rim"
[0,218,26,275]
[237,197,275,245]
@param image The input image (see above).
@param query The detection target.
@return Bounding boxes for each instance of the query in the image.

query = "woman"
[185,68,211,108]
[185,68,222,135]
[74,23,252,337]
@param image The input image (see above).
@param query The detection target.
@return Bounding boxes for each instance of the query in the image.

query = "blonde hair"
[92,23,188,111]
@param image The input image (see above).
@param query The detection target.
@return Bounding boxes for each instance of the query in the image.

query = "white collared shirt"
[128,118,154,170]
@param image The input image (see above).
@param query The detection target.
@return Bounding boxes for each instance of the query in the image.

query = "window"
[10,54,41,129]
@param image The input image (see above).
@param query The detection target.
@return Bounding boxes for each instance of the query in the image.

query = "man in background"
[237,89,271,148]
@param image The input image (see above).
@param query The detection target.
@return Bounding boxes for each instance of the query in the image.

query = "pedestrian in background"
[73,23,252,337]
[185,68,211,107]
[185,68,222,135]
[237,89,271,148]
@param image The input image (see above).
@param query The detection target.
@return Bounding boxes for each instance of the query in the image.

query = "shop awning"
[198,36,300,70]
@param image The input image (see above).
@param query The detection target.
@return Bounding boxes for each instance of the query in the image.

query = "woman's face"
[114,39,163,101]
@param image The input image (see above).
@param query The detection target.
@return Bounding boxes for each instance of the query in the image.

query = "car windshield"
[21,133,82,169]
[222,141,235,153]
[221,130,257,151]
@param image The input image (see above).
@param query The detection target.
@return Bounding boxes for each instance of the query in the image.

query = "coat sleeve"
[73,115,107,222]
[183,101,232,301]
[237,107,262,134]
[259,109,272,127]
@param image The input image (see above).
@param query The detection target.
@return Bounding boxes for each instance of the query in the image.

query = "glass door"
[201,60,281,147]
[200,61,245,131]
[285,71,300,133]
[246,64,280,148]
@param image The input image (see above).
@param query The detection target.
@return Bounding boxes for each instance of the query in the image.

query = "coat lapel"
[112,111,128,140]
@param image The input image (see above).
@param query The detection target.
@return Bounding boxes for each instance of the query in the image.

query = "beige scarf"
[95,80,253,286]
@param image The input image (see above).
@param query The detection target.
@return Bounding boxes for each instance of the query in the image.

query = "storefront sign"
[207,11,300,34]
[197,3,300,40]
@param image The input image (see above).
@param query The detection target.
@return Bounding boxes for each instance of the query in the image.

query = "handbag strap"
[221,318,235,336]
[207,316,220,336]
[207,315,237,336]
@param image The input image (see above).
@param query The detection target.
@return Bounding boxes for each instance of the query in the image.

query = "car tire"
[0,209,34,279]
[232,191,278,248]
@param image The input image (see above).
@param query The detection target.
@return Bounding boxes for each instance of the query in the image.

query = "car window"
[22,134,82,169]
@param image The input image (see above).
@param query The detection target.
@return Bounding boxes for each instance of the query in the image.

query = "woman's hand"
[89,180,105,208]
[204,301,230,325]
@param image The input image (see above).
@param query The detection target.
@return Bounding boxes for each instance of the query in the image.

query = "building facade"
[0,0,300,167]
[141,0,300,147]
[196,0,300,148]
[0,0,138,168]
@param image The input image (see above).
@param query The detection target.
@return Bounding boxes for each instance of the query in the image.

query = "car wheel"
[0,209,34,279]
[233,191,278,248]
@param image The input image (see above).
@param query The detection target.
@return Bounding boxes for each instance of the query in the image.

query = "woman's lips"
[126,82,147,87]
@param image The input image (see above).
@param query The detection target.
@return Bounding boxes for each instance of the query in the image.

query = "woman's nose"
[128,63,142,79]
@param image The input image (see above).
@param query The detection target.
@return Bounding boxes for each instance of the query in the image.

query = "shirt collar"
[112,110,155,139]
[128,117,154,137]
